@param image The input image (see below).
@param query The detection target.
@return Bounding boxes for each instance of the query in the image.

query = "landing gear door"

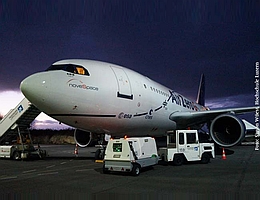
[111,66,133,100]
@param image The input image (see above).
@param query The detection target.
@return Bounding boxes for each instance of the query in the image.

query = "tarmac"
[0,144,259,199]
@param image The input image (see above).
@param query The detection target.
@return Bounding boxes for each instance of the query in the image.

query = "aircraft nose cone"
[20,72,51,106]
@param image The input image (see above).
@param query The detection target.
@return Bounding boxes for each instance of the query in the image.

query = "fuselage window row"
[150,86,169,97]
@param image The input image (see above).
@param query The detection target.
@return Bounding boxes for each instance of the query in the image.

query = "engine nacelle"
[74,129,92,147]
[210,114,246,147]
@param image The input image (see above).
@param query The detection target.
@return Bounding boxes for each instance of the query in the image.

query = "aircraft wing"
[169,106,257,128]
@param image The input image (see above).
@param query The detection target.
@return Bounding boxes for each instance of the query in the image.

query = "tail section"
[196,74,205,106]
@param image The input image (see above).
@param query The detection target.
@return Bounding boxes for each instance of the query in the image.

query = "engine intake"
[210,114,246,147]
[74,129,92,147]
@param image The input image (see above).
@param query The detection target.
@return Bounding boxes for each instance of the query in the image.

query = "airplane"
[20,59,256,149]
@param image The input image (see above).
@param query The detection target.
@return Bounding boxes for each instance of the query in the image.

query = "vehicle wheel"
[132,164,141,176]
[13,151,21,160]
[173,154,183,166]
[102,164,109,174]
[39,150,47,159]
[201,153,210,164]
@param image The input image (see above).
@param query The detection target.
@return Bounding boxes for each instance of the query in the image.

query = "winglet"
[196,74,205,106]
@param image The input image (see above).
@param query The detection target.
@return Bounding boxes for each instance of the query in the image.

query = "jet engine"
[74,129,92,147]
[209,114,246,147]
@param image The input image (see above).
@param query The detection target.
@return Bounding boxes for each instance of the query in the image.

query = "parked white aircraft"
[20,59,255,148]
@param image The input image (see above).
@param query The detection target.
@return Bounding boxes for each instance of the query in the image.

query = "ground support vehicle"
[0,143,46,160]
[158,130,215,165]
[0,98,46,160]
[103,137,158,176]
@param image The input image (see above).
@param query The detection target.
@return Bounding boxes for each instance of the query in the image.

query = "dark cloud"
[0,1,259,107]
[206,94,253,109]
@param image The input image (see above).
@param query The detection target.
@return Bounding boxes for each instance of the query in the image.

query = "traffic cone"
[74,144,78,157]
[222,148,226,160]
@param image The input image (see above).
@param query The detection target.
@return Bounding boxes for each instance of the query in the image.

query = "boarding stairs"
[0,98,41,144]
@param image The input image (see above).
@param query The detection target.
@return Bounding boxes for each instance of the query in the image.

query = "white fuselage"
[20,59,205,137]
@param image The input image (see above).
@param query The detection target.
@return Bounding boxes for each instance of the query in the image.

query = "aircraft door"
[111,66,133,100]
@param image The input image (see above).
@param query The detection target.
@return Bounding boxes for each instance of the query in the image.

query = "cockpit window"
[46,64,90,76]
[75,67,85,75]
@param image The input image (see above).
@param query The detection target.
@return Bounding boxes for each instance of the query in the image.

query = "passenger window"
[187,133,196,144]
[179,133,184,145]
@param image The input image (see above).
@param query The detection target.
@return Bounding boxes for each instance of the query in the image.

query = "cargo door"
[111,66,133,100]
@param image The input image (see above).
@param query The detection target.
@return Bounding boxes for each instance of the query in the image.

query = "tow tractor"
[158,130,215,165]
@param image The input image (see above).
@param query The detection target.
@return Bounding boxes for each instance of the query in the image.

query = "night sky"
[0,1,259,127]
